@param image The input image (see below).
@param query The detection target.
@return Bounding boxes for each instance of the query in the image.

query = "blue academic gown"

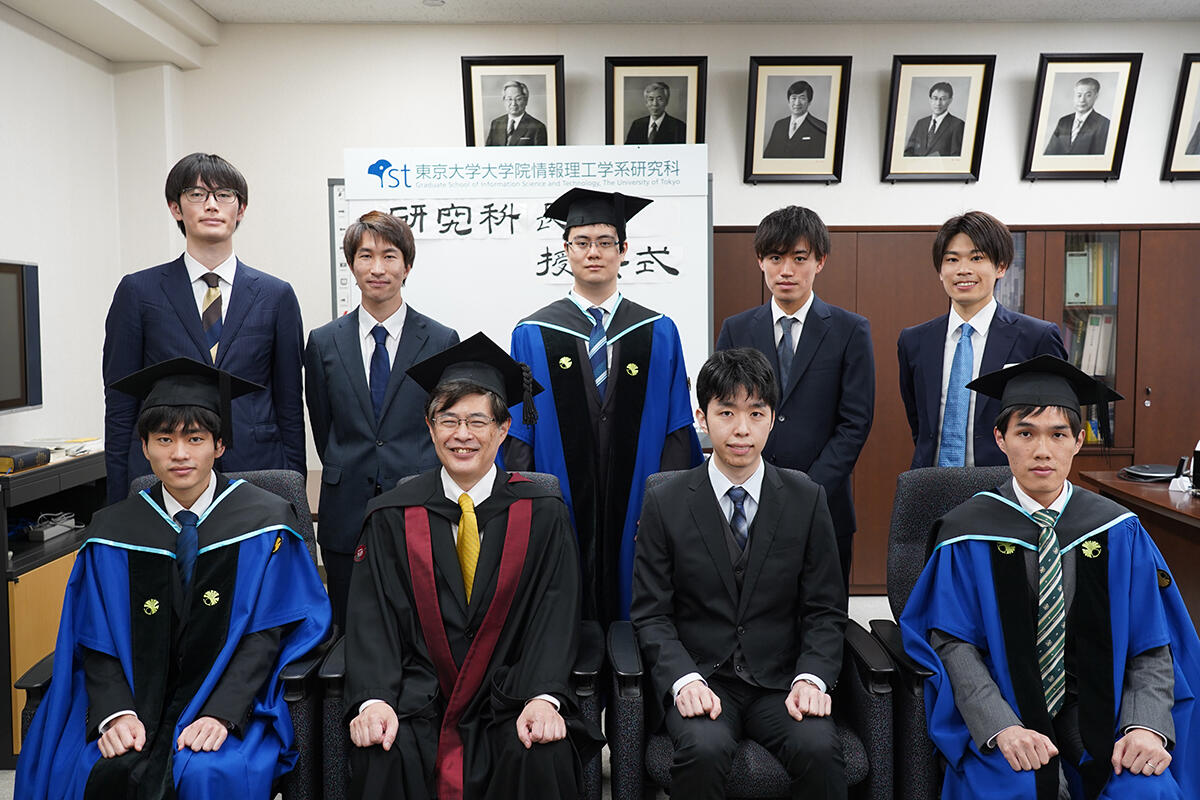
[507,295,700,624]
[900,486,1200,800]
[16,479,330,800]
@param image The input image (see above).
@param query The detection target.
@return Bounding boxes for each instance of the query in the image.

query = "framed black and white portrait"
[605,56,707,145]
[461,56,565,147]
[1162,53,1200,180]
[1023,53,1141,180]
[744,56,853,183]
[881,55,995,182]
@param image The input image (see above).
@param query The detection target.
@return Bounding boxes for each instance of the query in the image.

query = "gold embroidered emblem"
[625,363,639,376]
[558,356,572,369]
[143,599,160,615]
[1158,569,1172,589]
[202,590,221,607]
[273,535,282,554]
[996,542,1016,555]
[1081,540,1101,558]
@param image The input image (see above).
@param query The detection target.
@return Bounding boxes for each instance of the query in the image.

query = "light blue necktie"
[369,324,390,420]
[587,307,607,397]
[938,322,974,467]
[728,486,749,551]
[777,317,797,391]
[175,509,199,590]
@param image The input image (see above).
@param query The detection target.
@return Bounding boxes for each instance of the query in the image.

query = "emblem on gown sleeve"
[558,356,573,369]
[1081,540,1101,558]
[273,535,282,554]
[1158,569,1172,588]
[143,599,160,615]
[354,544,367,562]
[203,590,220,606]
[996,542,1016,555]
[625,363,639,376]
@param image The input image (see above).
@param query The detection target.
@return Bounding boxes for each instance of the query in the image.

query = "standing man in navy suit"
[716,206,873,587]
[103,153,305,504]
[898,210,1067,470]
[305,211,458,630]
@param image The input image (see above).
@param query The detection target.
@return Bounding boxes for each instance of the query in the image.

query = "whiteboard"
[333,145,712,410]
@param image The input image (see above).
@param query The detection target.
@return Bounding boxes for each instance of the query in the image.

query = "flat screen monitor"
[0,261,42,412]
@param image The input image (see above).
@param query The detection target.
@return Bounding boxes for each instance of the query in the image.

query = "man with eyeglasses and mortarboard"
[900,356,1200,800]
[504,188,703,629]
[344,333,603,800]
[17,358,330,800]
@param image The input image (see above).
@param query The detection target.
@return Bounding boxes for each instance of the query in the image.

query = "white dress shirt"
[646,114,665,138]
[770,293,815,357]
[358,302,407,379]
[788,112,809,138]
[935,298,997,467]
[568,290,619,369]
[928,110,949,134]
[183,251,236,322]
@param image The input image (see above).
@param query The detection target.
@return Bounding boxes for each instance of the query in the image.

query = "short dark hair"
[754,205,830,261]
[929,81,954,99]
[343,211,417,272]
[1076,77,1101,94]
[137,404,222,444]
[786,80,814,102]
[164,153,248,235]
[426,380,511,425]
[995,404,1083,438]
[697,348,779,414]
[932,210,1013,273]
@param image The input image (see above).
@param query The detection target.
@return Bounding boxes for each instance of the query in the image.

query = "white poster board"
[337,144,711,409]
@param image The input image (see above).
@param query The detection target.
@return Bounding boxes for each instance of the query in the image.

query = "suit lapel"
[977,304,1019,431]
[160,259,210,359]
[332,309,376,426]
[922,315,950,437]
[379,309,429,420]
[749,305,780,378]
[215,261,260,366]
[738,466,784,617]
[783,296,831,402]
[689,469,738,605]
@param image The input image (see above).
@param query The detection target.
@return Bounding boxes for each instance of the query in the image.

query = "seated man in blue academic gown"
[17,358,331,800]
[901,356,1200,800]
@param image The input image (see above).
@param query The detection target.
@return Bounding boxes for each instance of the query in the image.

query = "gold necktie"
[457,493,480,602]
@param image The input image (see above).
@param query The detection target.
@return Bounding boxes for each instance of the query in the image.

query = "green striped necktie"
[1032,507,1066,716]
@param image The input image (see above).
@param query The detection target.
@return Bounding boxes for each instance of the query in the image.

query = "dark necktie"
[587,307,607,398]
[648,121,659,143]
[1032,508,1066,716]
[369,324,390,420]
[727,486,749,551]
[506,119,518,145]
[175,509,199,590]
[777,316,797,391]
[929,118,938,137]
[938,322,974,466]
[200,272,222,362]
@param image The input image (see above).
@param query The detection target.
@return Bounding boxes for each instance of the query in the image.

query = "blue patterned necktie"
[727,486,749,551]
[369,324,390,420]
[1032,508,1066,716]
[938,322,974,467]
[175,509,199,590]
[587,307,608,397]
[778,316,797,391]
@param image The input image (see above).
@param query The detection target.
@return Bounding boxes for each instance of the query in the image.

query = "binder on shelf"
[1065,250,1090,305]
[1094,314,1115,377]
[1079,313,1103,375]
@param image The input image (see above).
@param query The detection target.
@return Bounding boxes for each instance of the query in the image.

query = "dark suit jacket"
[1045,111,1110,155]
[903,113,965,157]
[715,296,874,540]
[763,115,827,158]
[485,113,548,146]
[630,464,846,722]
[304,306,458,554]
[625,113,687,144]
[897,303,1067,469]
[103,257,305,503]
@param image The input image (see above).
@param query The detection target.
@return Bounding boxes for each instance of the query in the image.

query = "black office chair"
[606,469,895,800]
[316,470,605,800]
[868,465,1012,800]
[17,469,328,800]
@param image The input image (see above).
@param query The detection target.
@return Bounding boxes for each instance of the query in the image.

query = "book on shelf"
[1079,313,1103,375]
[1065,250,1090,305]
[0,446,51,474]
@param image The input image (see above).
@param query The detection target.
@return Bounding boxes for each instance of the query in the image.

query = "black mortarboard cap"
[544,188,653,242]
[109,357,263,447]
[407,332,544,426]
[966,355,1124,445]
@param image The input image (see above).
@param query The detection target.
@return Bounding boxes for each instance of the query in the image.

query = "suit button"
[600,414,608,422]
[735,664,744,672]
[778,414,786,422]
[376,440,384,447]
[736,626,745,636]
[735,566,743,574]
[465,628,475,639]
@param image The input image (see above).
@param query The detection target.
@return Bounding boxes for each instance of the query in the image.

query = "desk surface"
[1078,471,1200,528]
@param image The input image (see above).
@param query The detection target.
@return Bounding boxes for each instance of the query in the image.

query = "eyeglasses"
[180,187,241,205]
[567,239,619,252]
[432,414,496,431]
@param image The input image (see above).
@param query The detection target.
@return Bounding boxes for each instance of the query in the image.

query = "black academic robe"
[345,468,600,800]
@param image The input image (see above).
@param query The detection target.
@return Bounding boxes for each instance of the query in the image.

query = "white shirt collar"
[161,471,218,521]
[708,457,765,507]
[931,111,949,125]
[183,251,237,286]
[1074,109,1093,124]
[568,290,620,322]
[359,302,407,342]
[507,113,525,126]
[771,292,816,328]
[441,464,497,508]
[948,296,997,339]
[1011,477,1072,516]
[789,112,809,129]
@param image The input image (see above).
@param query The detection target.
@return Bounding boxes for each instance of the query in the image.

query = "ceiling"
[191,0,1200,25]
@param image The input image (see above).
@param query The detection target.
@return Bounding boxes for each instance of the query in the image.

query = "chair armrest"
[607,620,643,699]
[571,621,604,698]
[280,639,330,703]
[15,653,55,693]
[318,634,346,697]
[869,619,934,682]
[844,620,895,695]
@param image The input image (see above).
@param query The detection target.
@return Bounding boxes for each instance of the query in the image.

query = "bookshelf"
[1061,232,1120,444]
